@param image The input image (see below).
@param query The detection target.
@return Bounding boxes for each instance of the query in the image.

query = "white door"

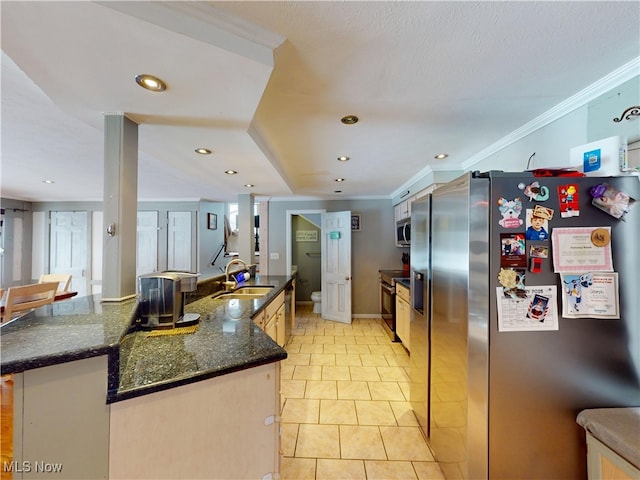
[167,211,192,271]
[50,211,88,296]
[321,211,352,323]
[137,211,159,276]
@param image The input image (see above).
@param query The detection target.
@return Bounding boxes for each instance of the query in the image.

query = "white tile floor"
[280,306,445,480]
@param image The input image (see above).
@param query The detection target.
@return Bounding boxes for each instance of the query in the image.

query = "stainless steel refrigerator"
[410,171,640,480]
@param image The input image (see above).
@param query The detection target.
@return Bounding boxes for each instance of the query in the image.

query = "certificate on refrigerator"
[552,227,613,273]
[496,285,559,332]
[560,272,619,319]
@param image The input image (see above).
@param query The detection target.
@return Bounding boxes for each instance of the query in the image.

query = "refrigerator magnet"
[529,257,543,273]
[558,184,580,218]
[590,228,610,247]
[519,181,550,202]
[500,233,526,267]
[498,268,527,298]
[589,183,637,220]
[529,244,549,258]
[497,197,524,228]
[525,208,552,241]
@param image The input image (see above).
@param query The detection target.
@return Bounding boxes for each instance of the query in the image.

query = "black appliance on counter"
[138,271,201,329]
[379,269,409,341]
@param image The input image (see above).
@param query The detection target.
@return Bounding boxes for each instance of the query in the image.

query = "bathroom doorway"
[286,210,324,304]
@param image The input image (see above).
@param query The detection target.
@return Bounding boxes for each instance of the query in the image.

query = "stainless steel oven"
[379,270,408,341]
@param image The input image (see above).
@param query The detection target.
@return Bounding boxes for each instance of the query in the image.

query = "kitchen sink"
[213,286,274,300]
[214,293,266,300]
[234,286,274,295]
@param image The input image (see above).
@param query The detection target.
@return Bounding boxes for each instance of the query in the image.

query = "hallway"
[280,306,445,479]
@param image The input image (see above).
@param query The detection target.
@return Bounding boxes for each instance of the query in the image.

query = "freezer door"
[429,173,491,480]
[410,195,430,438]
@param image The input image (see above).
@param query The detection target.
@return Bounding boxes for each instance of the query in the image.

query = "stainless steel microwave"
[396,218,410,246]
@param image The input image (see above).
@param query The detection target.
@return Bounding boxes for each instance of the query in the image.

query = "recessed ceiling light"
[195,148,211,155]
[434,153,448,160]
[335,178,345,182]
[337,156,350,162]
[42,180,55,184]
[225,170,237,175]
[244,184,254,188]
[134,74,167,92]
[340,115,359,125]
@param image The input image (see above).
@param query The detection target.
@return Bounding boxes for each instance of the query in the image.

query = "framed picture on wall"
[351,214,361,231]
[207,213,217,230]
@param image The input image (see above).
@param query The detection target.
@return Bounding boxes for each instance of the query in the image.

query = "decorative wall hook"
[613,106,640,122]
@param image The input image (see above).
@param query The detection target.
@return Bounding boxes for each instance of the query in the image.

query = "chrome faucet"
[224,259,248,289]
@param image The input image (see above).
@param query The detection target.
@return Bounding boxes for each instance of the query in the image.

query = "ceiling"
[2,1,639,203]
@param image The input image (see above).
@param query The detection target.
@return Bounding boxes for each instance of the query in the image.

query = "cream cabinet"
[394,199,411,222]
[261,290,286,347]
[395,283,410,351]
[110,362,281,480]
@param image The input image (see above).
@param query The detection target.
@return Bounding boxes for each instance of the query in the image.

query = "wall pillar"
[237,193,255,265]
[102,114,138,300]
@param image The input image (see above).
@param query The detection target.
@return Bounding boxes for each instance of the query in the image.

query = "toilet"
[310,291,322,314]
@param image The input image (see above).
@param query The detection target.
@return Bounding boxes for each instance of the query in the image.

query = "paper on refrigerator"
[560,272,619,319]
[551,227,613,273]
[496,285,559,332]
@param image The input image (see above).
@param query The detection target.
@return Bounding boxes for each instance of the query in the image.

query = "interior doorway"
[286,210,324,304]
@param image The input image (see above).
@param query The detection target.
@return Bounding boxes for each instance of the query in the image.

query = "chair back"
[39,273,72,293]
[1,282,58,322]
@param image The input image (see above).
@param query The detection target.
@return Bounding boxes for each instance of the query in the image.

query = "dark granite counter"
[0,275,292,403]
[113,275,291,402]
[0,294,135,374]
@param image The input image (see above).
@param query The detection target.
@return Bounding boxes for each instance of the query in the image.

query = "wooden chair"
[39,273,72,293]
[1,282,58,322]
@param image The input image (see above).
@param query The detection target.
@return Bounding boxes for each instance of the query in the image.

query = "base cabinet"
[11,356,110,480]
[260,291,287,347]
[395,283,410,351]
[109,362,281,479]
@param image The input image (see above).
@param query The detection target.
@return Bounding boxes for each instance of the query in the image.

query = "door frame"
[285,209,326,277]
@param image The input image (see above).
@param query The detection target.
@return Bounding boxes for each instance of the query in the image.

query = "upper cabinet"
[394,199,411,222]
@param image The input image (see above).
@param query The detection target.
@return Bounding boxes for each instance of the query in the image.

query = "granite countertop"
[396,278,410,289]
[0,294,135,374]
[1,275,292,403]
[113,275,291,402]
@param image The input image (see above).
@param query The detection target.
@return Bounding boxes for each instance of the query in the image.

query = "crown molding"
[461,57,640,170]
[97,1,285,67]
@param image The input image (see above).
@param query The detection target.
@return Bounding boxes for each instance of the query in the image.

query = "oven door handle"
[380,283,395,294]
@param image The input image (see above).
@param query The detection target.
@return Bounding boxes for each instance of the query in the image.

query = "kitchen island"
[0,274,293,479]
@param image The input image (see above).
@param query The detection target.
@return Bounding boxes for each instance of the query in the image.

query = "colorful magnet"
[527,294,550,322]
[529,257,543,273]
[590,228,610,247]
[589,183,637,220]
[498,267,527,298]
[558,184,580,218]
[525,208,549,241]
[500,233,526,267]
[520,181,550,202]
[529,244,549,258]
[497,197,524,228]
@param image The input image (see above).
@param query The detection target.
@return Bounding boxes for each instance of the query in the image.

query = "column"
[236,193,254,264]
[102,114,138,300]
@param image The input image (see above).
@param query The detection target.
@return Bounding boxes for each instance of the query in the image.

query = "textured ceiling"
[1,1,639,202]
